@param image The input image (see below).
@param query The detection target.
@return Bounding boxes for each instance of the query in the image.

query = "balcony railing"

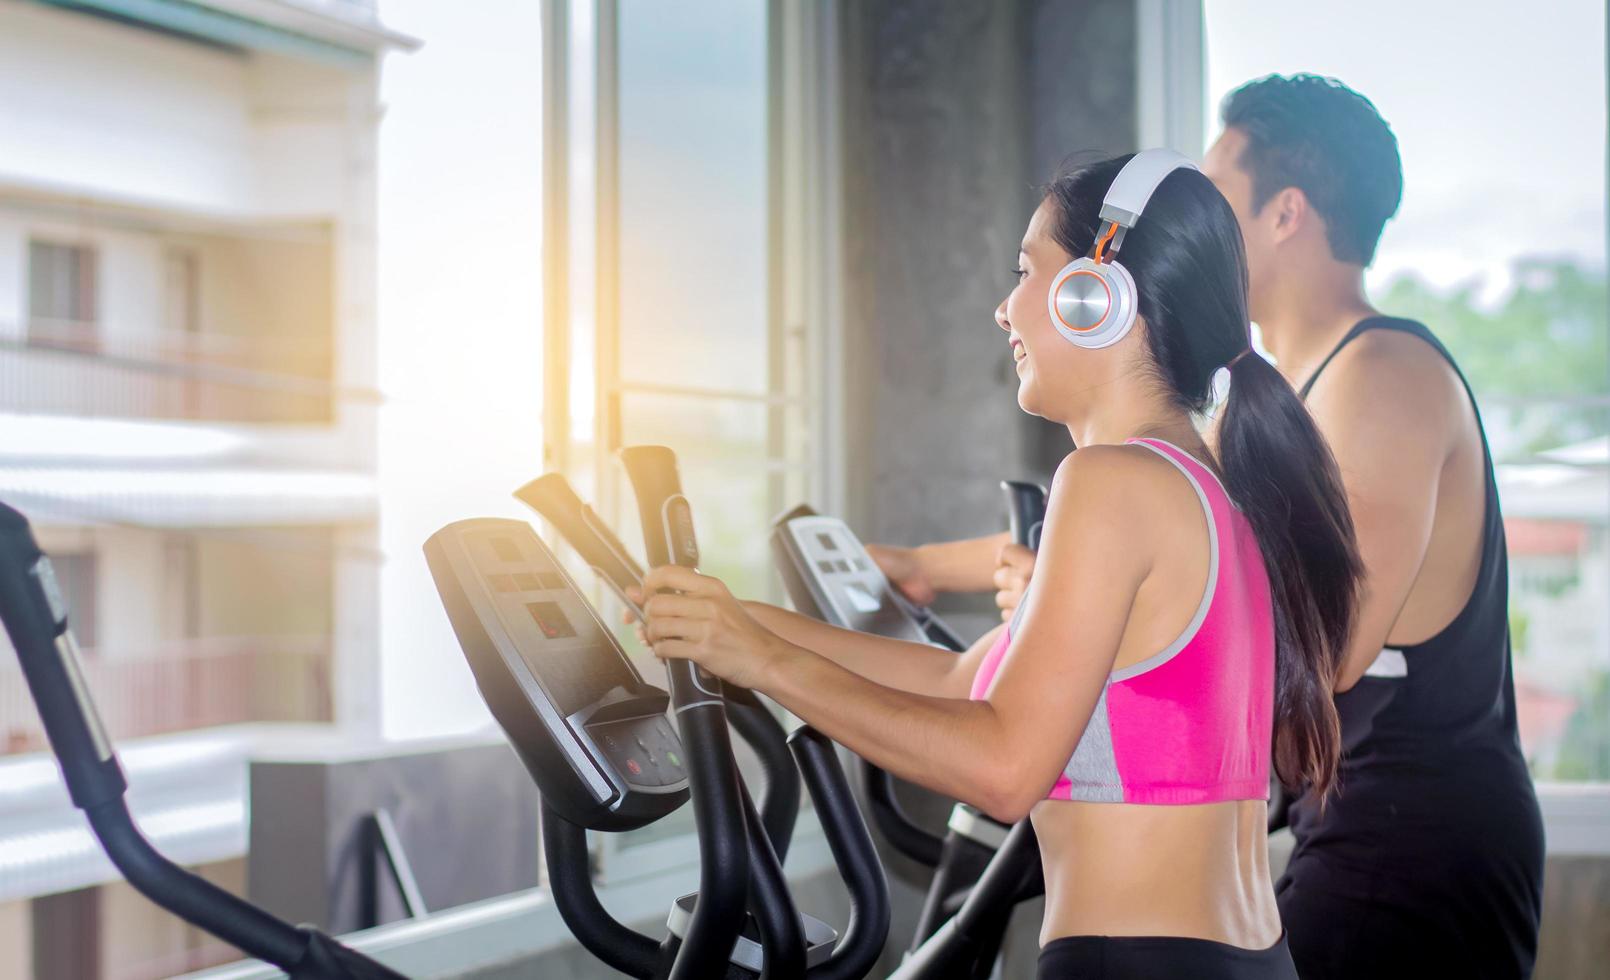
[0,637,333,755]
[1,320,348,424]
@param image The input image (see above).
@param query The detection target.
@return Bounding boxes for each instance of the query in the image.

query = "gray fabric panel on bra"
[1007,582,1031,635]
[1063,683,1123,802]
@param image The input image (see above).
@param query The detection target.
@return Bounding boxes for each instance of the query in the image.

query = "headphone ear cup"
[1047,258,1138,350]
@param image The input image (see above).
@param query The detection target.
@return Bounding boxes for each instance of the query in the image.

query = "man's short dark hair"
[1221,74,1402,266]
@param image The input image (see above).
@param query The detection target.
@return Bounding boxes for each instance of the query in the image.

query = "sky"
[1204,0,1606,305]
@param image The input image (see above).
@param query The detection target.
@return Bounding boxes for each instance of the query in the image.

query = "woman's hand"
[634,565,793,691]
[993,542,1036,621]
[866,543,938,605]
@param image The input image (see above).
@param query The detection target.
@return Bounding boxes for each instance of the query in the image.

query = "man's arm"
[1304,331,1463,691]
[867,532,1011,603]
[992,543,1036,621]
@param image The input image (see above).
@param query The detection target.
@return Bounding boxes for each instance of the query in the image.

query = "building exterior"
[0,1,415,976]
[1500,438,1610,777]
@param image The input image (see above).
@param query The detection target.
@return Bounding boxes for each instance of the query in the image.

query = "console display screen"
[492,537,522,562]
[842,583,883,613]
[527,601,577,639]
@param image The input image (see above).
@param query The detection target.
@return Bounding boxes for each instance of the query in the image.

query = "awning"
[1497,463,1609,524]
[0,729,253,902]
[0,465,376,528]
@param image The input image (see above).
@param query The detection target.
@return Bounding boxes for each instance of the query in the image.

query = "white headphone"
[1047,149,1199,350]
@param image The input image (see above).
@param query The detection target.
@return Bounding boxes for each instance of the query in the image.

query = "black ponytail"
[1045,156,1362,800]
[1219,350,1361,800]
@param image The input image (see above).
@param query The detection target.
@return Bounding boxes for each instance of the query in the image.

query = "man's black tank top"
[1283,316,1543,969]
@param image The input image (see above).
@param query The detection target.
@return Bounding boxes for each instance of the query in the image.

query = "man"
[873,75,1544,978]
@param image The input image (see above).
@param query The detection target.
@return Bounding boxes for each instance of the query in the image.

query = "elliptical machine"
[485,448,1067,977]
[0,500,405,980]
[511,470,802,856]
[426,446,890,979]
[770,481,1048,970]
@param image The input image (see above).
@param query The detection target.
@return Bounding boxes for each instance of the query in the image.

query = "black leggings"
[1037,934,1298,979]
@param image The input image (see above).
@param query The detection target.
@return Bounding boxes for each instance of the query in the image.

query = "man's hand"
[866,543,938,606]
[993,543,1035,621]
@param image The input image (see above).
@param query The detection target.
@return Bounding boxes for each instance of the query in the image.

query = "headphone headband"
[1095,149,1200,257]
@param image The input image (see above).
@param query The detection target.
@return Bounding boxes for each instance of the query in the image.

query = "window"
[549,0,817,617]
[27,239,99,351]
[163,246,201,336]
[546,0,826,857]
[1204,0,1609,780]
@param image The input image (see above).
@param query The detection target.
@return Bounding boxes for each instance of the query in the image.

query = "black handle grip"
[1,502,397,979]
[789,727,891,980]
[522,473,802,858]
[738,780,807,980]
[1000,480,1048,551]
[0,504,126,811]
[888,820,1040,979]
[515,474,646,603]
[618,446,749,980]
[619,445,699,570]
[863,764,944,867]
[541,802,659,978]
[725,686,802,861]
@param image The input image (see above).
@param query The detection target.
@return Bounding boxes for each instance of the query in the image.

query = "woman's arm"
[629,590,997,698]
[741,600,997,698]
[642,447,1150,822]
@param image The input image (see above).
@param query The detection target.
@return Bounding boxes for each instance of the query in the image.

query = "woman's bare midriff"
[1031,797,1283,950]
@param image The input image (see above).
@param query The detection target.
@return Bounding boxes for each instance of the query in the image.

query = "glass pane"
[619,389,767,462]
[1375,267,1608,435]
[1206,0,1609,781]
[615,0,769,394]
[1499,431,1610,779]
[614,389,786,599]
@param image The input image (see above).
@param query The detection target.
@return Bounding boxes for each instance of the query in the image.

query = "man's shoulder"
[1310,318,1463,412]
[1307,318,1468,453]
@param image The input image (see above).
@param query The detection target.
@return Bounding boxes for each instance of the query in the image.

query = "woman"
[633,152,1361,979]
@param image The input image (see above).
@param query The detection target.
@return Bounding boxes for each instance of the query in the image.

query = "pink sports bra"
[969,438,1275,805]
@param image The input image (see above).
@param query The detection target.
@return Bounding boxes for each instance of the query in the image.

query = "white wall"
[375,0,545,739]
[95,527,166,660]
[0,2,255,214]
[0,212,22,339]
[0,3,368,223]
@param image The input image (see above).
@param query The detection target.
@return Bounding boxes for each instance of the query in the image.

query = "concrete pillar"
[837,0,1137,604]
[832,1,1140,971]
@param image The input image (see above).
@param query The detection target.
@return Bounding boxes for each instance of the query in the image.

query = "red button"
[626,759,642,776]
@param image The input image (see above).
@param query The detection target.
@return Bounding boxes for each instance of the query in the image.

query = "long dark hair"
[1044,155,1362,800]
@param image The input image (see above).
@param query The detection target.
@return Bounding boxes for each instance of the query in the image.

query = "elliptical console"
[425,519,688,831]
[771,506,967,654]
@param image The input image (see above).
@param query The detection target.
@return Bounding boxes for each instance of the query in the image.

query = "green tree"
[1376,259,1608,456]
[1554,667,1610,781]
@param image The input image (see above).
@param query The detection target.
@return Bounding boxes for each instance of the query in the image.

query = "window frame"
[25,236,101,353]
[539,0,844,885]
